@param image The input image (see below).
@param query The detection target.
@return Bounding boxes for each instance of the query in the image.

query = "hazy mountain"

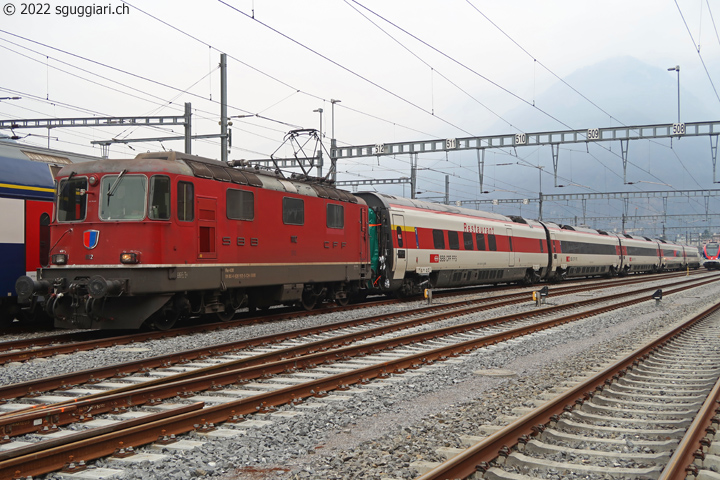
[446,56,719,238]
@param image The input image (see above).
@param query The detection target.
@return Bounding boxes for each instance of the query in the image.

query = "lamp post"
[667,65,680,123]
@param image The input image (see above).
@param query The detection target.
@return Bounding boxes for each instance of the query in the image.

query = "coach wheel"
[521,269,539,285]
[216,302,236,322]
[149,309,178,331]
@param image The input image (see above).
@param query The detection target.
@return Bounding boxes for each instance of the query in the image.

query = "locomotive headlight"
[52,253,68,265]
[120,252,140,264]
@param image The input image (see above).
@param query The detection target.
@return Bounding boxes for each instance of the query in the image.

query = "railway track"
[0,271,704,365]
[416,291,720,479]
[0,274,717,478]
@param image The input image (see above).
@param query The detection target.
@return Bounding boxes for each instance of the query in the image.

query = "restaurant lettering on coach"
[463,223,494,234]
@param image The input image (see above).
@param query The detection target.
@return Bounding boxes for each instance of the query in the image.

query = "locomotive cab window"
[177,181,194,222]
[100,174,147,221]
[283,197,304,225]
[327,203,344,229]
[57,176,88,222]
[148,175,171,220]
[227,189,254,221]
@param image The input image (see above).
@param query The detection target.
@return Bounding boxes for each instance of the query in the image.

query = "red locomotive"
[17,151,371,329]
[16,151,701,330]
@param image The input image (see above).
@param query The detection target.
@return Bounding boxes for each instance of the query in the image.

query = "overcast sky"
[2,0,719,211]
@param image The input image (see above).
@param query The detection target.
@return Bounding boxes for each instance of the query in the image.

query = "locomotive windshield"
[99,174,147,220]
[57,176,88,222]
[706,243,720,257]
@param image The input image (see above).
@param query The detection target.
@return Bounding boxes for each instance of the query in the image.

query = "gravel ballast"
[2,276,718,480]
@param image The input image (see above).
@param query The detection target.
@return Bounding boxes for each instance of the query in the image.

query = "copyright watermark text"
[3,3,130,17]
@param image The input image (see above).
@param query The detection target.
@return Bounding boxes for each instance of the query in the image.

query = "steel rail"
[658,367,720,478]
[0,272,699,402]
[0,276,716,478]
[0,270,699,364]
[415,299,720,479]
[0,275,715,440]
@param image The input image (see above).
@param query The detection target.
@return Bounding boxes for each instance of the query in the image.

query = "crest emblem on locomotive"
[83,230,100,249]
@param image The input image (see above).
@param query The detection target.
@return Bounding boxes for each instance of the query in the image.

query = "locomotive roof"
[56,151,362,204]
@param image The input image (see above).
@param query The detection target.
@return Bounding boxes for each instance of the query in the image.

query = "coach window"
[448,231,460,250]
[432,229,445,249]
[487,234,497,251]
[227,189,254,220]
[57,176,88,222]
[463,232,473,250]
[327,203,344,229]
[177,181,194,222]
[148,175,171,220]
[283,197,304,225]
[476,233,486,251]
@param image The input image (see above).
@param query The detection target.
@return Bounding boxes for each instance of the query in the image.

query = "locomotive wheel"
[301,291,317,310]
[335,295,349,307]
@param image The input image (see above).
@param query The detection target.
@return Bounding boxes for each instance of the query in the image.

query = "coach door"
[506,227,514,267]
[392,214,407,279]
[197,196,217,259]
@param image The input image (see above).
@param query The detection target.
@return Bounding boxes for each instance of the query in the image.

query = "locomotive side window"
[476,233,486,251]
[432,229,445,249]
[227,189,254,221]
[148,175,171,220]
[487,234,497,251]
[448,231,460,250]
[177,181,194,222]
[463,232,474,250]
[100,174,147,221]
[283,197,304,225]
[327,203,344,229]
[57,176,88,222]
